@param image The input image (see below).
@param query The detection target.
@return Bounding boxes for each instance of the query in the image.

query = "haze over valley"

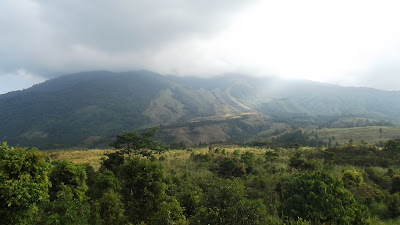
[1,70,399,149]
[3,1,400,224]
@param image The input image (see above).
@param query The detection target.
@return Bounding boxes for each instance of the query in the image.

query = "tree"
[265,150,278,162]
[289,151,315,170]
[91,189,127,225]
[240,152,255,174]
[215,157,247,178]
[48,160,88,201]
[280,171,368,224]
[84,166,127,225]
[36,185,90,225]
[100,151,125,175]
[391,175,400,194]
[110,127,161,154]
[388,193,400,218]
[384,139,400,156]
[150,197,188,225]
[343,169,364,187]
[120,157,186,224]
[168,173,203,218]
[191,179,271,225]
[0,142,51,225]
[86,169,121,200]
[36,160,90,224]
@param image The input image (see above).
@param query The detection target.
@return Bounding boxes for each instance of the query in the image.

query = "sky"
[1,0,400,94]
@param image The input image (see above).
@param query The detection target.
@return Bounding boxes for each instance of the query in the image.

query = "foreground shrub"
[343,169,364,187]
[281,171,368,224]
[191,179,272,225]
[0,142,50,224]
[120,157,186,224]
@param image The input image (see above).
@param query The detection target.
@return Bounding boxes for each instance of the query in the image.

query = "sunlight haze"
[1,0,400,93]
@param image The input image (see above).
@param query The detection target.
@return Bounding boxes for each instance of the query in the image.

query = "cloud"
[0,69,45,94]
[0,0,254,79]
[1,0,400,91]
[208,0,400,87]
[347,58,400,91]
[39,0,251,51]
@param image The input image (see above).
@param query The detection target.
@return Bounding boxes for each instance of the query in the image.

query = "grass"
[310,126,400,144]
[43,143,400,224]
[45,145,271,172]
[46,149,114,170]
[158,146,269,173]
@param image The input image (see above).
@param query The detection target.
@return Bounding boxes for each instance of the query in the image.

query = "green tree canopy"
[384,139,400,156]
[120,157,186,224]
[48,160,88,202]
[36,185,90,225]
[343,169,364,187]
[91,189,127,225]
[0,142,51,225]
[281,171,368,224]
[191,179,270,225]
[110,127,160,154]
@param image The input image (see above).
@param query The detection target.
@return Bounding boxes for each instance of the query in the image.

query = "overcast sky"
[1,0,400,94]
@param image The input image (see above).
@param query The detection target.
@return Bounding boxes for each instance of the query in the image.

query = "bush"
[215,157,246,178]
[191,180,272,225]
[190,153,212,163]
[280,171,368,224]
[120,157,186,224]
[343,169,363,187]
[391,175,400,194]
[348,183,385,206]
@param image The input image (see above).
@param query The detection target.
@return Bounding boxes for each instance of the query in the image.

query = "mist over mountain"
[1,70,399,149]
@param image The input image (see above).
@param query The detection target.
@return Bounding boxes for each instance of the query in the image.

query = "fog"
[1,0,400,94]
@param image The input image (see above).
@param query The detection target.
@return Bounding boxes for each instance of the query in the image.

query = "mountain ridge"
[1,70,399,149]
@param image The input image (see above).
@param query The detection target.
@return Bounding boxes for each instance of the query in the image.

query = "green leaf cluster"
[0,142,50,224]
[281,171,368,224]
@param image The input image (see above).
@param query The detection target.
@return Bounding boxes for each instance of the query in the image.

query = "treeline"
[271,114,394,129]
[249,129,327,148]
[3,136,400,224]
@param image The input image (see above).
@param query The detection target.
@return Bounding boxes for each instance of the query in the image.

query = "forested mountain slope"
[1,70,399,148]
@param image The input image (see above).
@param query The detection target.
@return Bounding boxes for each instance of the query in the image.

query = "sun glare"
[209,0,400,84]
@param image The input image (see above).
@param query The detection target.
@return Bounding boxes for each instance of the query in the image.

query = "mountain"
[1,70,399,149]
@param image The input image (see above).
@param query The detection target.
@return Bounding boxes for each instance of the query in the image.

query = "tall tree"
[110,127,160,154]
[120,157,186,224]
[48,160,88,201]
[0,142,51,225]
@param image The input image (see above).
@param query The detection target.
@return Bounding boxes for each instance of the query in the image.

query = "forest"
[3,1,400,224]
[2,128,400,225]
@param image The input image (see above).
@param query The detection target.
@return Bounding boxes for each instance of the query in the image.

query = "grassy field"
[310,126,400,144]
[45,146,269,172]
[44,124,400,171]
[44,125,400,170]
[46,149,115,170]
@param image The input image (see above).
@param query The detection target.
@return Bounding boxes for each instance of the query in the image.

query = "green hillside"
[312,126,400,145]
[1,70,400,149]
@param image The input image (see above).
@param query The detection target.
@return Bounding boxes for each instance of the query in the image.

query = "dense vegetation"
[1,70,400,149]
[3,130,400,224]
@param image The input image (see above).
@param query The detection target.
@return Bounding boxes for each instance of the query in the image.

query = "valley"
[1,70,400,149]
[2,70,400,224]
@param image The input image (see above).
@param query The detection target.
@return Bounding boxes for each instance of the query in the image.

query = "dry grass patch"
[46,149,114,170]
[312,126,400,144]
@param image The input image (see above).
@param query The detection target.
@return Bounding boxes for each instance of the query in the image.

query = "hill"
[1,70,400,148]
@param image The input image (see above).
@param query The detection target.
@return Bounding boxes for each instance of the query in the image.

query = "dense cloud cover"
[1,0,400,93]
